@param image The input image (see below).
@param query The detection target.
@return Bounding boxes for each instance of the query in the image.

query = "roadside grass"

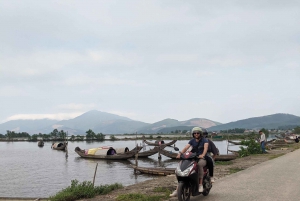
[49,180,123,201]
[116,193,168,201]
[116,187,171,201]
[229,167,244,174]
[269,153,285,160]
[215,161,233,165]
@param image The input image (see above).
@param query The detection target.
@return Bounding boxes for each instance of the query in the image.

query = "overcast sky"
[0,0,299,124]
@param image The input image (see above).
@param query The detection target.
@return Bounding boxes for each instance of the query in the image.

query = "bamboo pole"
[93,163,98,186]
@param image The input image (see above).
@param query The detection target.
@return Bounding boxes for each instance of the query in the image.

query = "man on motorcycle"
[170,126,209,196]
[203,129,219,183]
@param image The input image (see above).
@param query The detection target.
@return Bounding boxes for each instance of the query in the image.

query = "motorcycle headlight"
[175,165,194,177]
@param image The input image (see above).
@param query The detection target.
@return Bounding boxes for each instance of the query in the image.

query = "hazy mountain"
[208,113,300,131]
[0,119,58,134]
[137,118,221,134]
[44,110,148,135]
[1,111,299,135]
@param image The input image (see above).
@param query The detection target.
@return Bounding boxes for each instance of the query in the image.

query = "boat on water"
[159,149,237,161]
[143,139,177,146]
[135,144,167,158]
[51,142,67,150]
[37,141,44,147]
[130,164,175,176]
[75,146,142,160]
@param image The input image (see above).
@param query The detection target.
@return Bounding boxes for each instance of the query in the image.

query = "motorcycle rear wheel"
[177,182,191,201]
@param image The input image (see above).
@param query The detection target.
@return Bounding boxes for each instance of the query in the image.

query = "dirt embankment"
[79,145,298,201]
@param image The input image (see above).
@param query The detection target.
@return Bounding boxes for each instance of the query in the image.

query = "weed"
[116,193,166,201]
[229,167,243,174]
[49,180,123,201]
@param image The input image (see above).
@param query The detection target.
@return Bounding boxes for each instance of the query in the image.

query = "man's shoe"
[199,185,203,192]
[170,190,177,197]
[211,177,215,183]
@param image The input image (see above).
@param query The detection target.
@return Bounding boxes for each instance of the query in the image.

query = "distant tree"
[50,129,59,139]
[95,133,105,141]
[86,129,96,140]
[110,135,116,141]
[294,126,300,134]
[71,135,75,141]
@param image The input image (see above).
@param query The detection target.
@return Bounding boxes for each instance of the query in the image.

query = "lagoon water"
[0,140,239,198]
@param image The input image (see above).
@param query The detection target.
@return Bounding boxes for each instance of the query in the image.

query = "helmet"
[191,127,203,138]
[202,128,208,137]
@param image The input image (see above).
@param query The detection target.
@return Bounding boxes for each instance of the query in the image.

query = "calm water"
[0,140,238,198]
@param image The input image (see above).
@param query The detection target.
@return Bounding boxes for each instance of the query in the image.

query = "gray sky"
[1,0,299,124]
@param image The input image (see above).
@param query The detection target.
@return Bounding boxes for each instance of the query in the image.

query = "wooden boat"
[51,142,67,150]
[229,139,276,145]
[227,149,239,154]
[275,135,284,139]
[37,141,44,147]
[143,139,177,146]
[228,140,242,145]
[75,146,143,160]
[159,149,237,161]
[135,144,167,158]
[130,164,175,176]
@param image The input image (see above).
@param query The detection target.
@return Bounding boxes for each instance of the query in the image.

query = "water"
[0,140,237,198]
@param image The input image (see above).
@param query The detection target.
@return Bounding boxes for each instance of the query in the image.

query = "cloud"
[57,103,96,110]
[6,113,83,121]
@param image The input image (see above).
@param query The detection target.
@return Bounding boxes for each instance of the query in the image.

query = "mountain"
[0,119,58,134]
[208,113,300,131]
[40,110,149,135]
[137,118,221,134]
[1,111,299,135]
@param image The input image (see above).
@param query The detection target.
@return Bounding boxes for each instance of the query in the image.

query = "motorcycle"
[174,147,212,201]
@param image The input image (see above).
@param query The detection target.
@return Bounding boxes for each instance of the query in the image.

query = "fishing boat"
[143,139,177,146]
[51,142,67,150]
[159,149,237,161]
[74,146,142,160]
[130,164,175,176]
[37,141,44,147]
[135,144,167,158]
[228,140,242,145]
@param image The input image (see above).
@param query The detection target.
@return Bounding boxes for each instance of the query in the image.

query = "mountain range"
[0,110,299,135]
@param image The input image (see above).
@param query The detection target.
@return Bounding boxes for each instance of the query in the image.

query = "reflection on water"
[0,139,238,198]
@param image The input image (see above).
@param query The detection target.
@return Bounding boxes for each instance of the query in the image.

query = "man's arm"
[199,143,208,158]
[176,144,191,158]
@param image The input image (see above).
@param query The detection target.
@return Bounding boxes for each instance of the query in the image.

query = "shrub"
[49,180,123,201]
[238,139,261,157]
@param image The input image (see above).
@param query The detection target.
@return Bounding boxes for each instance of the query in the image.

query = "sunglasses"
[193,132,202,135]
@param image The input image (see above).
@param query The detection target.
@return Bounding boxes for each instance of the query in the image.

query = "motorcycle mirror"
[174,147,179,151]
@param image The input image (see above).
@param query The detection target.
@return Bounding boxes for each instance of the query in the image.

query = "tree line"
[0,129,106,141]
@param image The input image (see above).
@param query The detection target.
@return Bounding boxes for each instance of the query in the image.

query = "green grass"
[116,193,167,201]
[49,180,123,201]
[229,167,244,174]
[269,153,284,160]
[215,161,233,165]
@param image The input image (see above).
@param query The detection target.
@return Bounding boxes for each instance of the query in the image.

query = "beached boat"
[159,149,237,161]
[228,140,242,145]
[37,141,44,147]
[75,146,142,160]
[229,139,276,145]
[51,142,67,150]
[143,139,177,146]
[130,164,175,176]
[135,144,167,158]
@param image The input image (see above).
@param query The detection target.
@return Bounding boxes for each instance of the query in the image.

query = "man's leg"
[198,159,206,192]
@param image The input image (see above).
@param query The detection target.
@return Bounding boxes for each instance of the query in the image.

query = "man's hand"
[199,154,204,158]
[176,153,181,159]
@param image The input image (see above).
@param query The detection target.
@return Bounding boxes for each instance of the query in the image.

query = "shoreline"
[79,143,300,201]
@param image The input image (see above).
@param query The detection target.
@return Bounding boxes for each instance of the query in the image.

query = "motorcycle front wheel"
[177,182,191,201]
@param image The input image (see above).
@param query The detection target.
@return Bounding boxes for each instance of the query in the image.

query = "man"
[259,130,267,153]
[204,132,219,183]
[170,127,209,196]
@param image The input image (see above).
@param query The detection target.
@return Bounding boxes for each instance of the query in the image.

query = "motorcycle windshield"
[180,159,195,171]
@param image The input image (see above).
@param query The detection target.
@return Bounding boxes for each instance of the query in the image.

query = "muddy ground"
[79,146,298,201]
